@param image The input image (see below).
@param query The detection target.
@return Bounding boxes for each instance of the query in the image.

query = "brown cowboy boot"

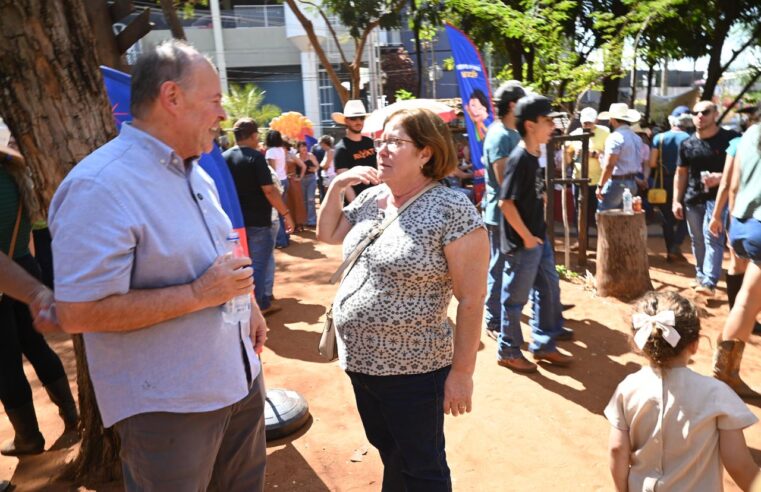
[713,339,761,400]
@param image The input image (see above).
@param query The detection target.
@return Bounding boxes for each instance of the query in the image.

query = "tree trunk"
[83,0,129,72]
[599,74,622,114]
[702,12,735,101]
[0,0,122,485]
[504,38,523,82]
[644,64,654,123]
[525,45,535,83]
[160,0,187,41]
[595,210,653,299]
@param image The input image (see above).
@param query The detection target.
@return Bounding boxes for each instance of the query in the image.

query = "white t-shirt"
[265,146,287,181]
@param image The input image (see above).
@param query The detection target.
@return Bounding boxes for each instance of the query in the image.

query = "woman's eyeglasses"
[373,137,414,151]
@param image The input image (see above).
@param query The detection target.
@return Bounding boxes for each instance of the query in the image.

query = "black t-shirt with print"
[334,136,377,197]
[498,146,546,254]
[223,146,274,227]
[678,127,739,206]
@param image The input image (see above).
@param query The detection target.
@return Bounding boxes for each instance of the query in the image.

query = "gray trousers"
[114,374,267,492]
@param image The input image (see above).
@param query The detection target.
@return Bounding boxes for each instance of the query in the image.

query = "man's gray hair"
[130,40,212,118]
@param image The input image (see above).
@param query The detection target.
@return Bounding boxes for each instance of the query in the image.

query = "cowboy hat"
[0,144,23,166]
[331,100,368,125]
[598,103,641,123]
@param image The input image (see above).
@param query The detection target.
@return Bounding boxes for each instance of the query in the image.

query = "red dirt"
[2,230,760,491]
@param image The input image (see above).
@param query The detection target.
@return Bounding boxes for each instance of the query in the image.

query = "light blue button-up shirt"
[49,123,258,427]
[605,124,642,176]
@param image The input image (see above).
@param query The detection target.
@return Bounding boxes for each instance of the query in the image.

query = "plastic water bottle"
[222,232,252,325]
[622,188,633,214]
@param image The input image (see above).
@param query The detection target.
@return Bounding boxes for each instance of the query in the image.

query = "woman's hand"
[443,369,473,417]
[332,166,380,190]
[708,216,723,237]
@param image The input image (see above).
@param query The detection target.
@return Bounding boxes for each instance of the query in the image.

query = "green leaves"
[222,83,282,128]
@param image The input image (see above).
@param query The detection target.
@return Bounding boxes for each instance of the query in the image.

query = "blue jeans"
[597,178,637,211]
[301,173,317,226]
[730,217,761,264]
[499,237,564,359]
[685,200,727,288]
[246,226,274,310]
[484,224,503,332]
[264,219,279,299]
[347,366,452,492]
[276,179,290,247]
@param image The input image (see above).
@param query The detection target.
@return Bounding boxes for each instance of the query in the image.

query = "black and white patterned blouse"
[333,184,484,376]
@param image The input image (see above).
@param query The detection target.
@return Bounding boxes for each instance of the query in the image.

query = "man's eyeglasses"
[346,116,365,122]
[373,137,415,151]
[691,109,713,116]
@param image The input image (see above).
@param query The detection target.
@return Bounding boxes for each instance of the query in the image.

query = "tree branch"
[299,0,350,67]
[284,0,350,104]
[720,24,761,74]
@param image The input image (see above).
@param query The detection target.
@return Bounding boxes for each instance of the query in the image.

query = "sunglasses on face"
[373,137,414,151]
[346,116,365,122]
[691,109,713,116]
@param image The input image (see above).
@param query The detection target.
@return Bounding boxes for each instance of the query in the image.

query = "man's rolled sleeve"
[50,178,137,302]
[605,131,624,156]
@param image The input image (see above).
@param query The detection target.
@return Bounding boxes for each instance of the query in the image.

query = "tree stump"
[595,210,653,299]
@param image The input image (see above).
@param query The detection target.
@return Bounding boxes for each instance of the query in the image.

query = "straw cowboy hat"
[0,144,23,167]
[598,103,641,123]
[331,100,368,125]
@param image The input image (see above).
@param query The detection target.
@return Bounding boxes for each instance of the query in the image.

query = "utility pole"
[209,0,229,94]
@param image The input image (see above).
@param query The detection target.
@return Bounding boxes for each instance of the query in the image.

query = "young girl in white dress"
[605,291,759,492]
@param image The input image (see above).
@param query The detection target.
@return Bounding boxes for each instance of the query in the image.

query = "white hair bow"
[632,310,680,350]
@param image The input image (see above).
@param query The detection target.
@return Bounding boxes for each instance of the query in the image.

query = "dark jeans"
[347,366,452,492]
[653,175,687,254]
[246,225,274,310]
[573,184,598,230]
[0,254,67,411]
[276,179,290,248]
[115,373,267,492]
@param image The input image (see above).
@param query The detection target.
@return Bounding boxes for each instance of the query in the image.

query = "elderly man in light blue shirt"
[49,40,267,491]
[596,103,643,211]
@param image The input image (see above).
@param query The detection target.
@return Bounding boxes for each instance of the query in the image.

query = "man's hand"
[673,201,684,220]
[704,172,722,189]
[283,213,295,234]
[443,369,473,417]
[635,178,648,191]
[596,185,604,201]
[191,255,253,309]
[523,235,544,250]
[249,302,267,354]
[29,287,61,333]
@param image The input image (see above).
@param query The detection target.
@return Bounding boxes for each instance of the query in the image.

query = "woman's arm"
[728,149,743,216]
[720,428,759,491]
[608,427,630,492]
[320,149,334,171]
[442,226,488,417]
[708,152,736,236]
[316,166,379,245]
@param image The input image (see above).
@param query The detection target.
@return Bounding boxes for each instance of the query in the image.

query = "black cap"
[494,81,526,106]
[514,95,564,123]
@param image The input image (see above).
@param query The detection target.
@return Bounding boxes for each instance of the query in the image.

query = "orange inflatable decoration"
[269,112,315,142]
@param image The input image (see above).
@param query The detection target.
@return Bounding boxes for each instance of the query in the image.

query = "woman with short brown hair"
[317,107,489,491]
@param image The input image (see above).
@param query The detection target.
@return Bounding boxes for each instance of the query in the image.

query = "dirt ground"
[2,229,761,491]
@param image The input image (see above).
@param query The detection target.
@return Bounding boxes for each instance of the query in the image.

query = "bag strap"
[329,182,439,284]
[7,201,23,259]
[657,137,664,188]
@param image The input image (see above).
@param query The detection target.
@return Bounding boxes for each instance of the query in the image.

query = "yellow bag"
[648,138,668,205]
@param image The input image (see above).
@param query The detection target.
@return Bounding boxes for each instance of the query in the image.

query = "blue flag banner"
[444,23,494,204]
[100,66,249,254]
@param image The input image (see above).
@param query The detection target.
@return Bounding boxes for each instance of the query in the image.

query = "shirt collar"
[120,123,188,174]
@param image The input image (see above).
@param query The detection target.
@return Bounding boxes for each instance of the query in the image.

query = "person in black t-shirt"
[331,100,377,202]
[496,95,573,374]
[673,101,739,296]
[224,118,293,313]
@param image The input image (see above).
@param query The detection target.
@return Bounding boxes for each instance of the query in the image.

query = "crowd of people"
[1,38,761,492]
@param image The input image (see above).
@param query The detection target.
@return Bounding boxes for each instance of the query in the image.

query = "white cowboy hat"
[597,103,641,123]
[0,144,23,166]
[331,100,368,125]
